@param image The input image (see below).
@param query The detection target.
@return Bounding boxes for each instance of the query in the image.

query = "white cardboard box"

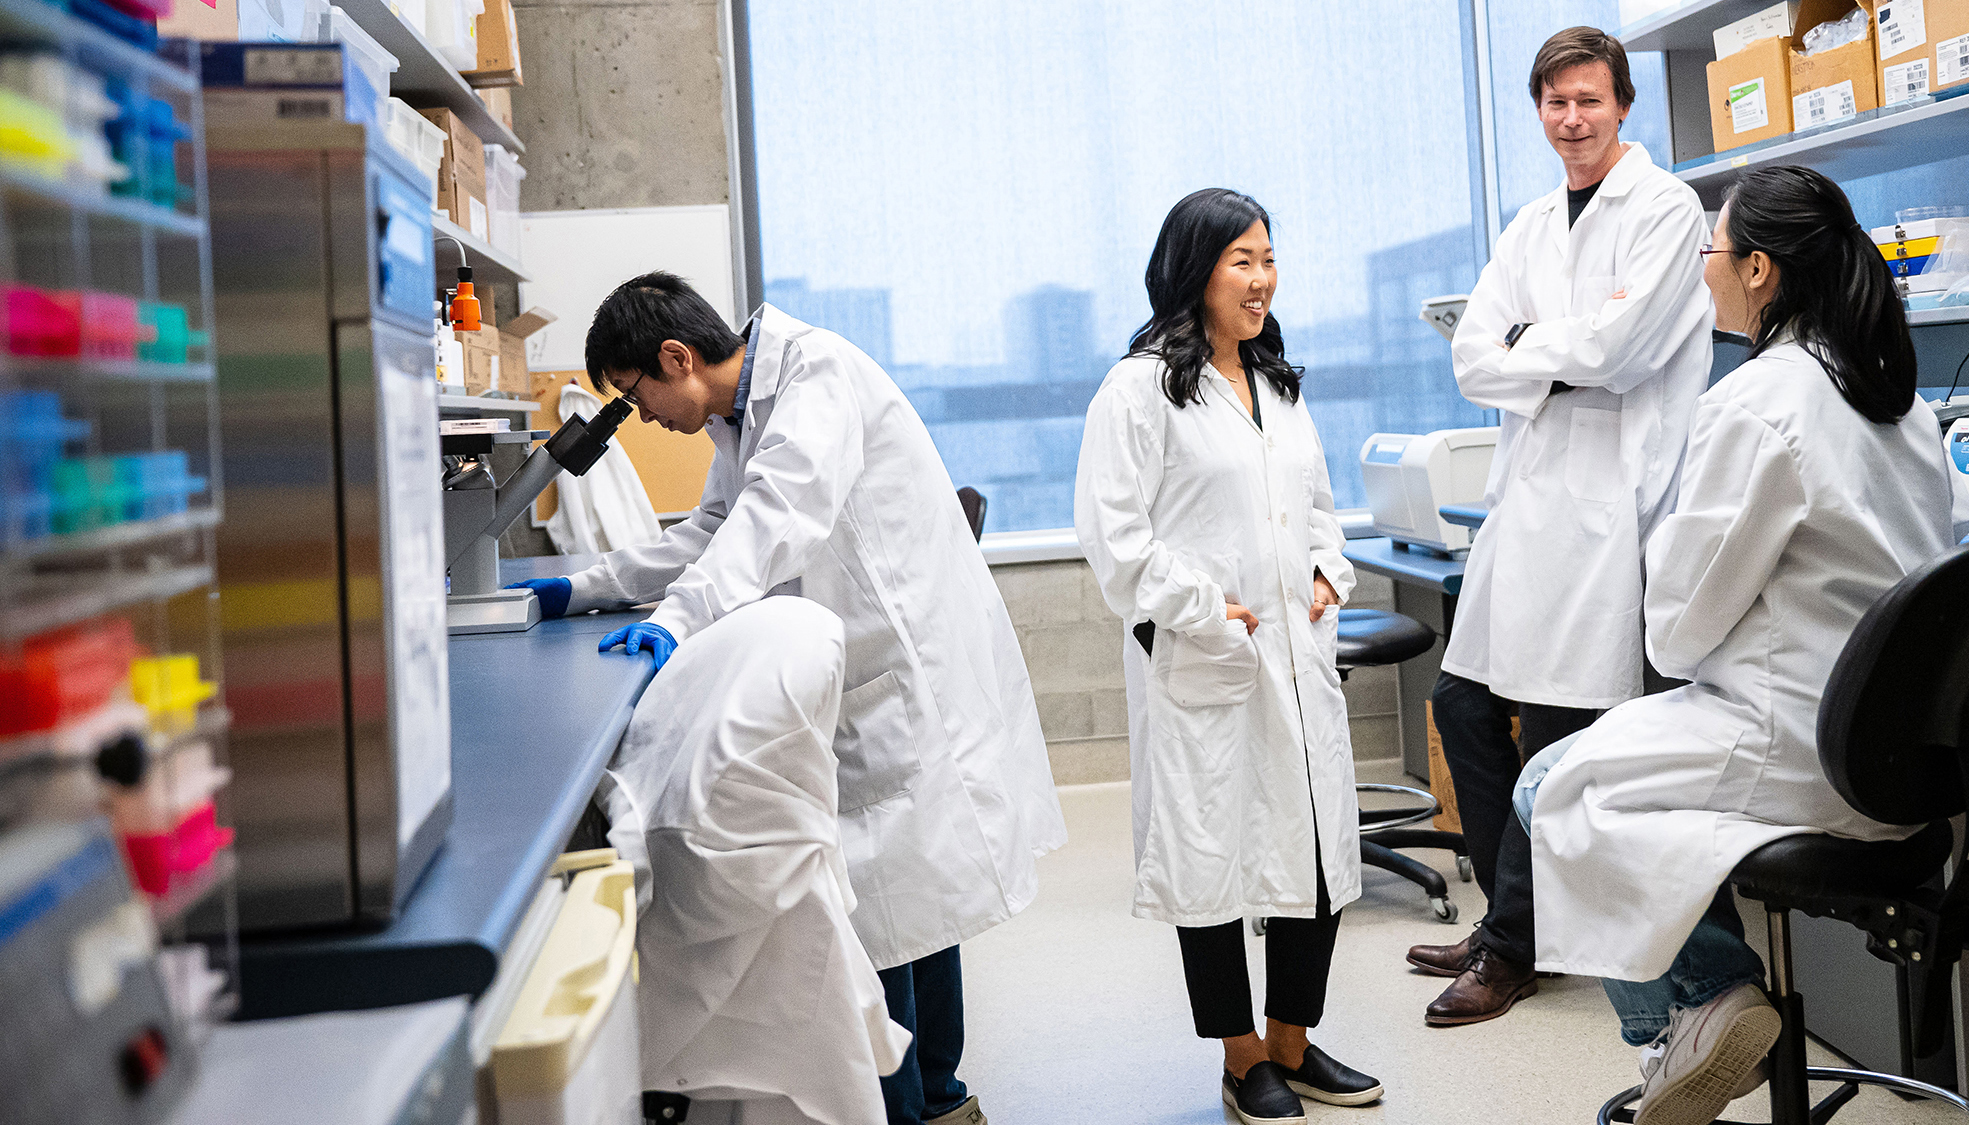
[1716,1,1803,57]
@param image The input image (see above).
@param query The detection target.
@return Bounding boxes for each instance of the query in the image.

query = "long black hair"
[1722,166,1916,424]
[1126,188,1303,409]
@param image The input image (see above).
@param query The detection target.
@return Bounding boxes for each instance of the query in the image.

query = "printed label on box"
[1793,79,1858,128]
[1878,0,1929,57]
[1729,77,1770,133]
[1885,57,1933,104]
[469,197,489,240]
[243,48,342,86]
[1939,32,1969,87]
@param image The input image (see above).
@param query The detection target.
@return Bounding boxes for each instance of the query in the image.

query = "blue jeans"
[878,945,969,1124]
[1515,735,1768,1046]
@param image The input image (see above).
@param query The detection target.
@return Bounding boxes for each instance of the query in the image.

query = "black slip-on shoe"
[1221,1061,1307,1125]
[1281,1044,1385,1106]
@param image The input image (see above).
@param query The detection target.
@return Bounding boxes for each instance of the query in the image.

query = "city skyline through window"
[746,0,1487,531]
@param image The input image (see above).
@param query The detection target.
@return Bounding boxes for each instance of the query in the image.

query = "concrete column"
[509,0,731,211]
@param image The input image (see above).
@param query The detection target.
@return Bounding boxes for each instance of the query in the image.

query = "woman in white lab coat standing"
[1524,166,1954,1125]
[1076,189,1380,1125]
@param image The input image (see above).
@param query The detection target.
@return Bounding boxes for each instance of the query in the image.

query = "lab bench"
[234,556,655,1020]
[1343,535,1467,780]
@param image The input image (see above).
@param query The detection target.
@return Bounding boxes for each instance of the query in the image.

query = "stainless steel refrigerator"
[207,121,450,930]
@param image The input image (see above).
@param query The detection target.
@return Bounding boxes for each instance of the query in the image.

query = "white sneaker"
[1635,984,1782,1125]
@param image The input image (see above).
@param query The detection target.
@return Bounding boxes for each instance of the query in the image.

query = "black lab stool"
[1337,608,1472,924]
[1597,548,1969,1124]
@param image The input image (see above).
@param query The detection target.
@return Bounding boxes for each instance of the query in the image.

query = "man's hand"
[1309,575,1340,622]
[504,577,572,619]
[1226,602,1259,635]
[599,622,679,671]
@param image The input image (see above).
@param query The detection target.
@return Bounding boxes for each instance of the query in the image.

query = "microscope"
[443,397,633,634]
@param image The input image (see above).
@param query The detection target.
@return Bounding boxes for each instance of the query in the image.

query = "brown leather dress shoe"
[1406,929,1478,978]
[1424,946,1539,1026]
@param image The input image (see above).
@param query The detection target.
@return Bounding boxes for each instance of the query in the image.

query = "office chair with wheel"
[1596,546,1969,1124]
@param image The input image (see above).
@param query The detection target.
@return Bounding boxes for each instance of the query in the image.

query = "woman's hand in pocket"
[1309,575,1339,622]
[1226,602,1259,635]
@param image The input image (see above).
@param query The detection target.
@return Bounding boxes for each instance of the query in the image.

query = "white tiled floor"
[959,774,1962,1124]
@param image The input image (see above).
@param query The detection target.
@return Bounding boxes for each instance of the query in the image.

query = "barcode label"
[243,48,341,86]
[1885,58,1932,104]
[1939,33,1969,87]
[1878,0,1929,57]
[1793,80,1858,128]
[276,97,335,119]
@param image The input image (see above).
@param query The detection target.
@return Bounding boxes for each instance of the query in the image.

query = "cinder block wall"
[990,559,1402,786]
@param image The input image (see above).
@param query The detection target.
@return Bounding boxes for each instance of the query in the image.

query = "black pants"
[1176,858,1340,1040]
[1431,671,1599,965]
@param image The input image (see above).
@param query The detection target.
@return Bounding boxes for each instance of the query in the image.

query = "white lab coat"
[598,597,910,1125]
[1530,341,1955,980]
[1443,143,1714,709]
[1075,355,1362,925]
[544,381,666,555]
[569,305,1067,970]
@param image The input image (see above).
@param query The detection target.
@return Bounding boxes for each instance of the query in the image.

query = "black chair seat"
[1731,821,1952,908]
[1335,608,1436,668]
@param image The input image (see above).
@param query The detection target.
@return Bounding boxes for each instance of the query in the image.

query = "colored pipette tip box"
[2,389,92,489]
[129,653,216,735]
[136,303,207,364]
[122,801,233,897]
[114,452,206,520]
[0,617,139,738]
[50,456,129,534]
[5,285,83,357]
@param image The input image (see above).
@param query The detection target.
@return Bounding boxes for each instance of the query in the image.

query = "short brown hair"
[1529,26,1635,108]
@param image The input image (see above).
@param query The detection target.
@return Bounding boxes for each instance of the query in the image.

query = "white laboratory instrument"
[1360,428,1498,555]
[1945,417,1969,523]
[1419,295,1470,342]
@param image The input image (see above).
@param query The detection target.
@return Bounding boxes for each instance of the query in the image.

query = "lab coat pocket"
[1163,618,1260,708]
[833,671,923,813]
[1564,407,1624,504]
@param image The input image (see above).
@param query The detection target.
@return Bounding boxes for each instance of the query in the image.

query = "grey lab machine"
[207,119,451,931]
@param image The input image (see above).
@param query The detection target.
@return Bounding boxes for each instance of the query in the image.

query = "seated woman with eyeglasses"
[1519,165,1957,1125]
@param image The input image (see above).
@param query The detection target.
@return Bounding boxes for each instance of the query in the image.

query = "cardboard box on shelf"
[456,325,501,396]
[497,308,556,395]
[1717,2,1802,57]
[419,107,489,240]
[1877,0,1969,103]
[1709,36,1796,151]
[466,0,523,87]
[159,0,239,39]
[477,86,515,133]
[1790,1,1881,128]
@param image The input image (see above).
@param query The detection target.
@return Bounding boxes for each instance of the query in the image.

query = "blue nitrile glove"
[504,577,571,619]
[599,622,677,670]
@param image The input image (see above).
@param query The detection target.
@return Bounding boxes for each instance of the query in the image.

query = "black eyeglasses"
[615,371,653,408]
[1698,242,1745,257]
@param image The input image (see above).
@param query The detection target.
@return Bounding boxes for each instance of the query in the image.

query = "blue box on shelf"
[198,41,378,129]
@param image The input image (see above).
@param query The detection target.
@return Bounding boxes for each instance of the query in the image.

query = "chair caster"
[1456,855,1473,882]
[1431,896,1458,923]
[1251,917,1267,936]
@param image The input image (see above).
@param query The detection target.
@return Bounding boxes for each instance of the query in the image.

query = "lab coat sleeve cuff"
[565,564,623,615]
[1313,552,1356,606]
[647,604,696,647]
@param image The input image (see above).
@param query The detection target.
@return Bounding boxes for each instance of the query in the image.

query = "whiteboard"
[518,204,737,372]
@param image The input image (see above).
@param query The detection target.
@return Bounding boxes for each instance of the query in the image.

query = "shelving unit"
[434,213,527,285]
[0,0,240,1099]
[1621,0,1799,52]
[335,0,523,153]
[1672,90,1969,206]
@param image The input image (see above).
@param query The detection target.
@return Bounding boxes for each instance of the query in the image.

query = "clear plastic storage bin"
[387,98,447,207]
[424,0,485,74]
[318,6,399,129]
[484,143,526,260]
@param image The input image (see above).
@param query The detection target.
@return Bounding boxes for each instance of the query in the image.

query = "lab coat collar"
[1204,363,1264,436]
[738,303,800,420]
[1536,142,1658,252]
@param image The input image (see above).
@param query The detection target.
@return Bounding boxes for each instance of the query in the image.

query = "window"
[745,1,1485,531]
